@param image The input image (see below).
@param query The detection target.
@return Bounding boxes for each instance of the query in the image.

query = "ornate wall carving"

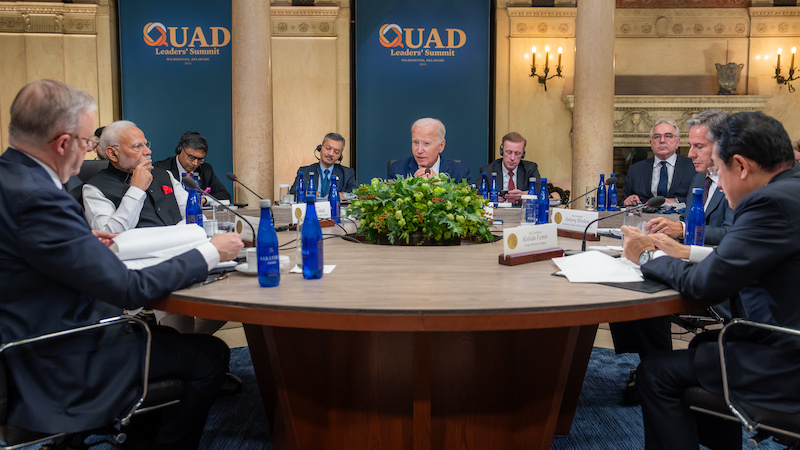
[563,95,769,146]
[508,7,576,38]
[271,6,338,37]
[750,6,800,37]
[0,3,97,34]
[615,8,749,37]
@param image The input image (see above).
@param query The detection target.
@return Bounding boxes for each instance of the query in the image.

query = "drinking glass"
[584,186,596,211]
[215,205,235,233]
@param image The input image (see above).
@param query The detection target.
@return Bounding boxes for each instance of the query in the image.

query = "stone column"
[572,1,615,209]
[232,0,273,204]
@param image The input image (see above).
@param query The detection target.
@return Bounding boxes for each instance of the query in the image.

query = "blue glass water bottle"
[296,171,305,203]
[329,175,340,223]
[607,173,617,211]
[528,177,537,196]
[301,183,323,280]
[185,188,203,227]
[479,172,489,199]
[537,177,549,224]
[597,174,607,212]
[489,172,499,206]
[684,187,706,246]
[257,199,280,287]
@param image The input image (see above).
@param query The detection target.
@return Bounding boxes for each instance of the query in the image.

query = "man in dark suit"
[645,110,734,245]
[83,120,188,232]
[621,111,800,449]
[479,131,541,205]
[0,79,243,448]
[622,119,695,206]
[610,110,735,405]
[388,117,471,184]
[154,130,231,204]
[289,132,357,197]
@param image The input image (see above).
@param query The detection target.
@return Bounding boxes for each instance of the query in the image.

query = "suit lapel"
[705,187,724,218]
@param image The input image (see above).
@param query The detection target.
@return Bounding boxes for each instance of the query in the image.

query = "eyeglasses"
[113,140,152,151]
[651,133,676,142]
[51,133,100,150]
[181,148,206,163]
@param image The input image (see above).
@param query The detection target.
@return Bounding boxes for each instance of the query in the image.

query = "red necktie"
[508,171,515,204]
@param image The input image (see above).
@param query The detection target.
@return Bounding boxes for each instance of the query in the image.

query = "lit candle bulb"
[545,45,550,69]
[532,46,536,67]
[558,46,563,69]
[792,47,796,71]
[778,48,782,70]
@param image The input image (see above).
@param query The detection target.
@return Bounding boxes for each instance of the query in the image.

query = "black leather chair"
[68,159,109,205]
[0,316,184,450]
[683,319,800,448]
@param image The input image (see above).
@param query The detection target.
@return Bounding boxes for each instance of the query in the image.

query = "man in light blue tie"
[622,119,695,207]
[290,132,357,198]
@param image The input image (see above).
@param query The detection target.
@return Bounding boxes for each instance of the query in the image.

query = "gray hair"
[321,132,345,148]
[411,118,446,142]
[650,119,680,140]
[9,79,97,148]
[685,109,729,143]
[100,120,138,152]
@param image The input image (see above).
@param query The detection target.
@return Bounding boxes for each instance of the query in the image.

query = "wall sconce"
[774,47,797,93]
[530,45,563,92]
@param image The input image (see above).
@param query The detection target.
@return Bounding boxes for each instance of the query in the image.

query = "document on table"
[552,250,643,283]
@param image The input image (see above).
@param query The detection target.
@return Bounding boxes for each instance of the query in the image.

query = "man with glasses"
[83,120,189,232]
[622,119,695,207]
[155,130,231,204]
[479,132,541,205]
[289,132,357,198]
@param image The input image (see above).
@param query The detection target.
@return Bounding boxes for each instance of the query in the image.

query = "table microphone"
[425,168,431,176]
[226,172,264,200]
[565,176,617,209]
[579,196,665,252]
[184,176,257,243]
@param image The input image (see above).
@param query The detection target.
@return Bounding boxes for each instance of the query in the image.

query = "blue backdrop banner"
[355,0,491,184]
[118,0,233,194]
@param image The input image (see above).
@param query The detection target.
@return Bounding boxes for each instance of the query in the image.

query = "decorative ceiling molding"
[271,5,339,37]
[508,7,576,38]
[563,95,770,147]
[616,8,750,37]
[0,3,97,34]
[749,6,800,37]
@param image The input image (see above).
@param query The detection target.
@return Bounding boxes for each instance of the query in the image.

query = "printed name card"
[551,209,599,234]
[503,223,558,256]
[292,202,332,224]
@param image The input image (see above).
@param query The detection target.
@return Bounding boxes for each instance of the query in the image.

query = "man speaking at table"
[621,111,800,449]
[389,117,471,183]
[0,79,243,449]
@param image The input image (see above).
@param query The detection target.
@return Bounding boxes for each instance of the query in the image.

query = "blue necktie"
[657,161,668,197]
[321,169,330,197]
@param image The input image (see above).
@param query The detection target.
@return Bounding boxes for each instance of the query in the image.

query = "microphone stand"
[184,176,257,244]
[565,177,617,209]
[226,172,264,200]
[580,196,665,251]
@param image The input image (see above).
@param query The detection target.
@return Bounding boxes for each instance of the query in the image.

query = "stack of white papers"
[111,224,209,269]
[552,250,643,283]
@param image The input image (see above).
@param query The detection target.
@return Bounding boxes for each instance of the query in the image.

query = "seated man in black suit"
[83,120,188,232]
[388,117,471,184]
[289,132,357,198]
[479,131,541,205]
[610,110,735,405]
[154,130,231,205]
[621,111,800,450]
[622,119,694,206]
[0,79,244,449]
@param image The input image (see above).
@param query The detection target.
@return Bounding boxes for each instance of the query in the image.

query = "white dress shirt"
[650,153,678,197]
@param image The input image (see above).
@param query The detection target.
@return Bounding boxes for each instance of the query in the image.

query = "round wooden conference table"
[152,215,700,450]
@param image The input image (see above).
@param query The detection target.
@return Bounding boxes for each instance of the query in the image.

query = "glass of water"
[215,205,235,233]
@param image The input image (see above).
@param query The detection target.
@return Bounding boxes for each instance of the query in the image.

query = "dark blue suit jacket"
[154,156,231,201]
[0,148,210,433]
[679,172,734,246]
[643,166,800,412]
[622,154,695,204]
[289,162,357,196]
[388,156,471,184]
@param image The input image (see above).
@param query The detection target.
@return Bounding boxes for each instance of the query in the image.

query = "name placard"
[503,223,558,256]
[551,209,599,234]
[292,202,332,224]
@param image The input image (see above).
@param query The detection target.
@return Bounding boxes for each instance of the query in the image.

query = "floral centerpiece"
[347,173,494,245]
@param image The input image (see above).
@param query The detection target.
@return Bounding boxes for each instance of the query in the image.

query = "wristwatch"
[638,250,656,265]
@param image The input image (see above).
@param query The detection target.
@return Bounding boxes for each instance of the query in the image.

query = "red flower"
[162,185,173,195]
